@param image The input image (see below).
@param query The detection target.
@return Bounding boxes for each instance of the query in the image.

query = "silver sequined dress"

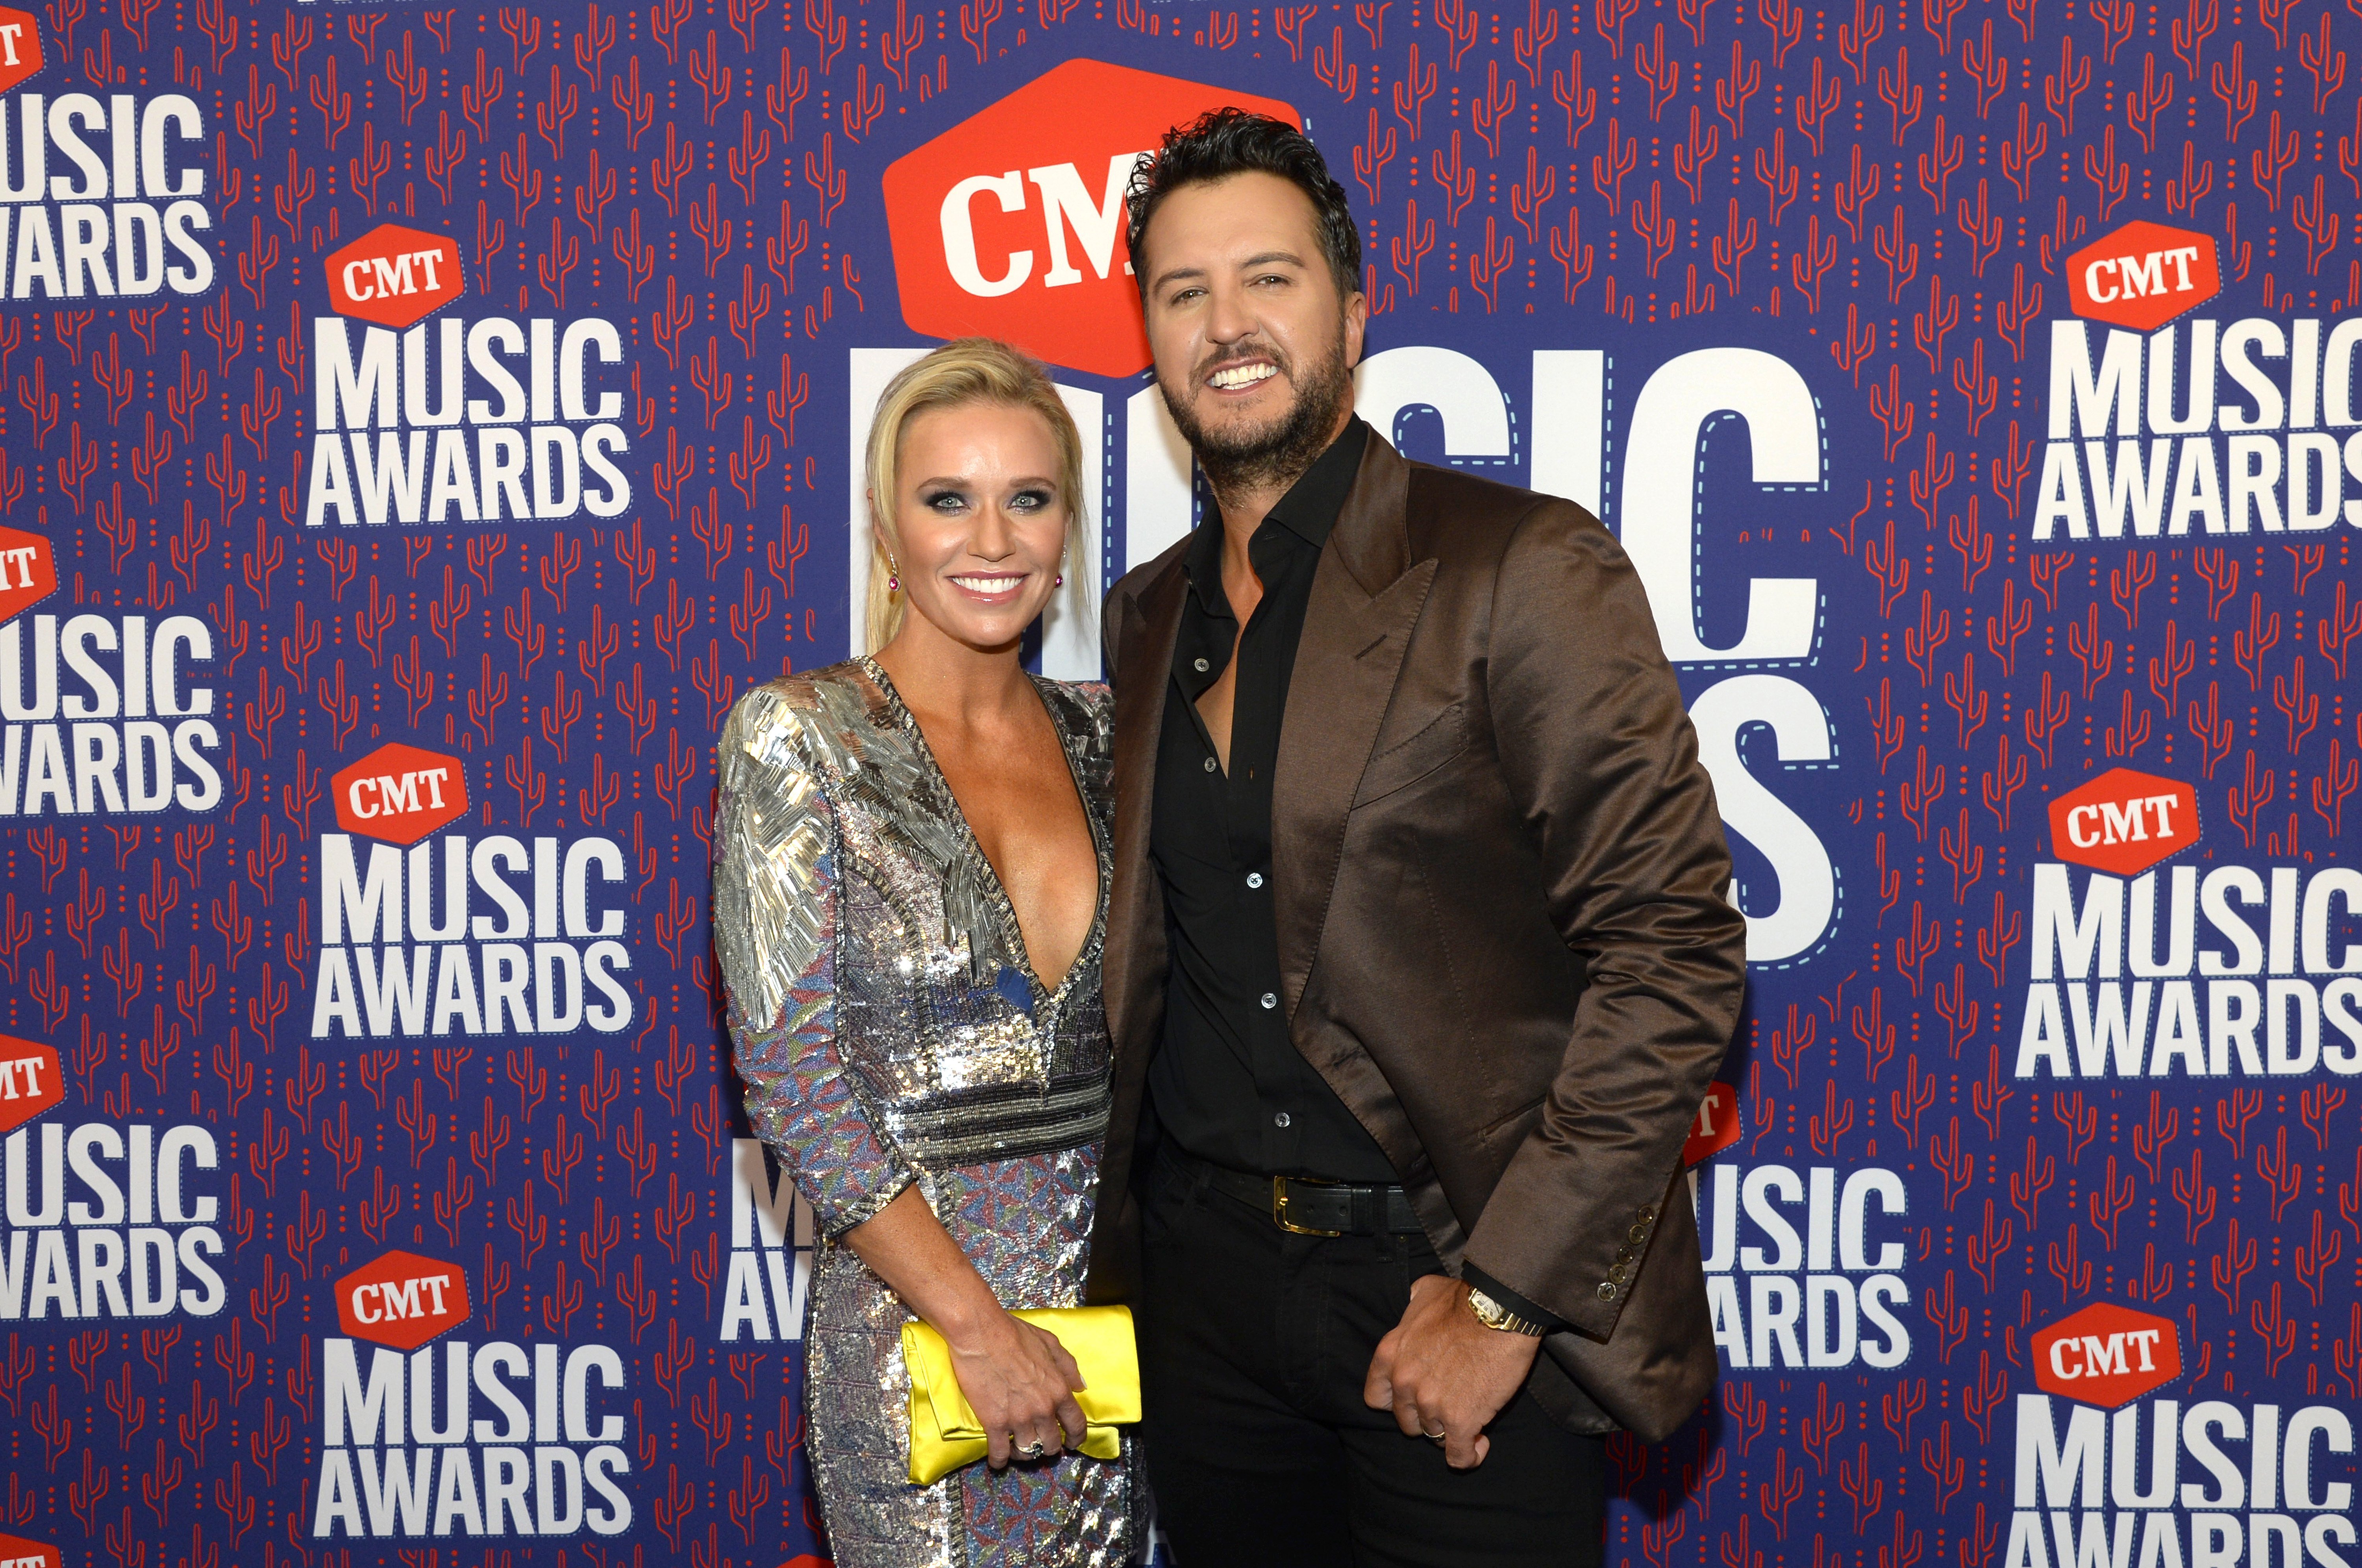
[713,658,1140,1568]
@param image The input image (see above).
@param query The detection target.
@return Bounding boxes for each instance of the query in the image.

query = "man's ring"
[1422,1427,1446,1444]
[1019,1440,1048,1459]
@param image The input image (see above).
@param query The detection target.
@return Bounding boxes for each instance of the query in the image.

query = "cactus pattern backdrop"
[0,0,2357,1555]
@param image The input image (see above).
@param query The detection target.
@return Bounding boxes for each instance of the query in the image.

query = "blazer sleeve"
[713,688,918,1238]
[1459,500,1748,1341]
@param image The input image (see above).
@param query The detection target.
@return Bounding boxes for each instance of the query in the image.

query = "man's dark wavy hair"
[1125,109,1361,300]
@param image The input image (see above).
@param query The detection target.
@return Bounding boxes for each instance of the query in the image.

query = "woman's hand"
[838,1189,1090,1471]
[944,1312,1091,1468]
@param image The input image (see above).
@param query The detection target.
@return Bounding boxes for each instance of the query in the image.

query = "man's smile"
[1207,361,1279,392]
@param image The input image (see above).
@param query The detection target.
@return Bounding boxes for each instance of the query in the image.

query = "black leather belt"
[1168,1149,1425,1237]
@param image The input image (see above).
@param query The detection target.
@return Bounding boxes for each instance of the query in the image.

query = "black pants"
[1137,1152,1608,1567]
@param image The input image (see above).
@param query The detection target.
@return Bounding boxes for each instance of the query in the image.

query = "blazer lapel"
[1104,557,1187,1064]
[1272,435,1435,1018]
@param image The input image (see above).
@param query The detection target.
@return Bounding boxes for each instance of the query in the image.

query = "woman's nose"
[971,502,1018,558]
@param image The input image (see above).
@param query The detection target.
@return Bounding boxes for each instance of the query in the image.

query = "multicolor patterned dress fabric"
[712,658,1137,1567]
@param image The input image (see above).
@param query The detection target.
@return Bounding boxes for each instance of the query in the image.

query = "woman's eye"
[1010,490,1051,512]
[923,492,965,512]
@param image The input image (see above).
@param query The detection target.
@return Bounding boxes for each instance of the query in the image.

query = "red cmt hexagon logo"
[333,743,468,845]
[325,223,464,329]
[336,1250,470,1349]
[2034,1304,2180,1407]
[1683,1080,1741,1166]
[0,9,45,93]
[0,1535,61,1568]
[0,1036,63,1136]
[0,527,56,624]
[2068,220,2220,332]
[883,59,1302,377]
[2048,768,2199,876]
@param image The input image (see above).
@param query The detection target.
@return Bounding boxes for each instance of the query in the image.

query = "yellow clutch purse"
[900,1305,1141,1485]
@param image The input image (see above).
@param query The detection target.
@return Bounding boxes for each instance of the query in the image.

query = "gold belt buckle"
[1271,1176,1344,1237]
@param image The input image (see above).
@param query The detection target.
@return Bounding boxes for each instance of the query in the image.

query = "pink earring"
[1055,574,1064,587]
[887,558,900,593]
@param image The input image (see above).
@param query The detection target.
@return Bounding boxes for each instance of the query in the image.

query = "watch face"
[1469,1287,1540,1334]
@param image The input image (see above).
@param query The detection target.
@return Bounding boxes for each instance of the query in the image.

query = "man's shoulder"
[1398,459,1610,563]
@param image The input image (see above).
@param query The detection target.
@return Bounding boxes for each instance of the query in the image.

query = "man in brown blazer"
[1087,110,1748,1565]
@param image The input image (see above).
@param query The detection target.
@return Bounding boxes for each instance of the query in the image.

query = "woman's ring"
[1019,1440,1048,1459]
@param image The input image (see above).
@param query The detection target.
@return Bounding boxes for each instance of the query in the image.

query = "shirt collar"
[1182,417,1372,611]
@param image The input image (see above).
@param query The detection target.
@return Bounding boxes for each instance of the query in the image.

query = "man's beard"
[1159,326,1355,497]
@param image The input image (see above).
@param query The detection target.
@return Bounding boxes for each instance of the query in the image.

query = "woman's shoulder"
[720,662,884,777]
[1035,677,1112,733]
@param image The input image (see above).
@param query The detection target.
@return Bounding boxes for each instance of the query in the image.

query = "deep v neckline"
[857,656,1110,1005]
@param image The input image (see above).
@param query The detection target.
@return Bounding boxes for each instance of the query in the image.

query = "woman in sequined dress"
[713,339,1139,1567]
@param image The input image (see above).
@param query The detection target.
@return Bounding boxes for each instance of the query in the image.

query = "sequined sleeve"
[714,685,917,1237]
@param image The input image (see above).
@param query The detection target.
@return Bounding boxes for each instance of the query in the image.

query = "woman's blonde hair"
[863,337,1091,653]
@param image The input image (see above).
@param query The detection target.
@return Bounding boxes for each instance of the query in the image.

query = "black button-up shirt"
[1140,418,1566,1332]
[1145,418,1398,1183]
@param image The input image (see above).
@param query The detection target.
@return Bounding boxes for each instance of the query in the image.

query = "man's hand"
[1363,1275,1543,1469]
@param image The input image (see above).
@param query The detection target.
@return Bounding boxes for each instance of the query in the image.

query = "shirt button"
[1194,657,1210,672]
[1260,992,1278,1010]
[1273,1111,1292,1129]
[1246,872,1264,889]
[1203,756,1218,773]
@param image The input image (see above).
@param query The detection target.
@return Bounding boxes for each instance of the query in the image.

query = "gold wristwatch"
[1466,1283,1548,1336]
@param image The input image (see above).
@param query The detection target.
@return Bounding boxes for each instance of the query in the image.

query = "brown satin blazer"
[1083,430,1749,1443]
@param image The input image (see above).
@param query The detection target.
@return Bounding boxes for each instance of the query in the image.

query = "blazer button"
[1597,1281,1617,1301]
[1628,1224,1649,1244]
[1609,1263,1629,1283]
[1636,1205,1658,1224]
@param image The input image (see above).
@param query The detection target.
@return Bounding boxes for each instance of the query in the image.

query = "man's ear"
[1342,285,1370,370]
